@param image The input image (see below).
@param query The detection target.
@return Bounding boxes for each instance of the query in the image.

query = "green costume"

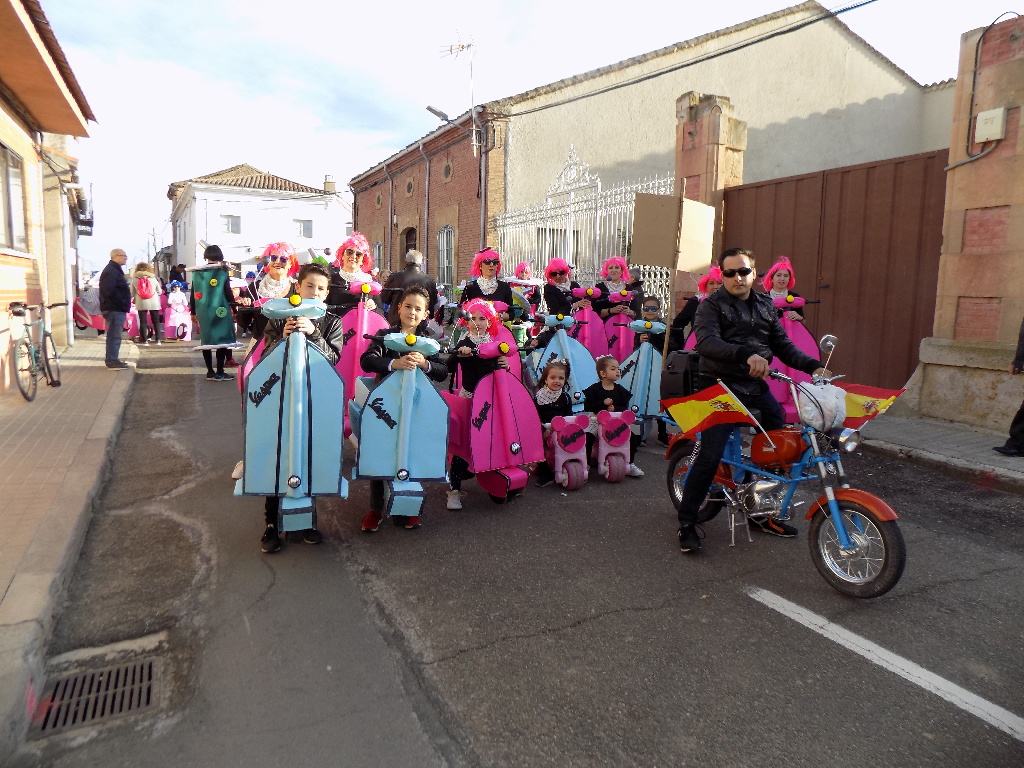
[191,266,242,350]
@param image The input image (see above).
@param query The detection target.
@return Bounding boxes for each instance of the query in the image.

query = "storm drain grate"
[29,657,162,737]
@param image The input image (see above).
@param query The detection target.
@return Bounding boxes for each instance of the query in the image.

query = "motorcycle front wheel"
[808,501,906,599]
[665,439,725,523]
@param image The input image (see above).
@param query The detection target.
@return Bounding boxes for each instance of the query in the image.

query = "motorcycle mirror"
[818,334,838,354]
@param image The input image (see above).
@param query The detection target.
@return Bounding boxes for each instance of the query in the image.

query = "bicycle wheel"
[42,333,61,386]
[14,338,37,401]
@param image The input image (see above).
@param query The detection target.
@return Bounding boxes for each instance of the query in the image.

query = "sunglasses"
[344,248,364,257]
[481,259,500,266]
[550,270,567,277]
[642,306,659,311]
[721,267,753,278]
[267,256,287,264]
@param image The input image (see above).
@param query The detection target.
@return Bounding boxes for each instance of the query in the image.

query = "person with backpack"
[131,262,163,345]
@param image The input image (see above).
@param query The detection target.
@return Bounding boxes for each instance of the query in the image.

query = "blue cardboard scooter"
[236,296,348,532]
[348,332,450,517]
[527,313,598,412]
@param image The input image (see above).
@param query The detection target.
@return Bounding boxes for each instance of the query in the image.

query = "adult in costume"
[669,267,723,350]
[512,262,541,313]
[190,244,242,381]
[326,232,377,315]
[541,258,584,316]
[460,249,514,317]
[593,257,640,320]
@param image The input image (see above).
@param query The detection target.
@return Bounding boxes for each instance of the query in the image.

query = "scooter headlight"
[829,427,860,453]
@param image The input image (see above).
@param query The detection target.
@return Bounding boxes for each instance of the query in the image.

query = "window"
[220,214,241,234]
[0,144,27,251]
[372,241,383,270]
[437,225,455,295]
[295,219,313,238]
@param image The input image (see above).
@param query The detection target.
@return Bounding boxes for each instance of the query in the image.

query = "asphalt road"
[15,341,1024,767]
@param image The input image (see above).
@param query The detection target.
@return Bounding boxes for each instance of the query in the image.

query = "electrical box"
[975,107,1007,143]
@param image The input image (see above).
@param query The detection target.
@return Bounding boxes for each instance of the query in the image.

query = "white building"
[167,164,349,267]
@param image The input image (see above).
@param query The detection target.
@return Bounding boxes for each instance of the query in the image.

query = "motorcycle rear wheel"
[665,439,725,523]
[808,501,906,599]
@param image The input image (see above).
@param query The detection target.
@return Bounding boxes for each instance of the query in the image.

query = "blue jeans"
[102,311,126,363]
[677,380,785,528]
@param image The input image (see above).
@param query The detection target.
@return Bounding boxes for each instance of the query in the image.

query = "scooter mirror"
[819,334,838,354]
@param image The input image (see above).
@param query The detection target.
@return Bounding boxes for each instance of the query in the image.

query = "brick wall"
[962,206,1011,253]
[954,296,1000,340]
[979,19,1024,69]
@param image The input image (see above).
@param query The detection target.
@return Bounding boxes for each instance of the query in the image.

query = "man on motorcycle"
[678,248,830,554]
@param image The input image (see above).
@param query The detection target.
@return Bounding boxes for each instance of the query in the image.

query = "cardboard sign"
[630,193,715,273]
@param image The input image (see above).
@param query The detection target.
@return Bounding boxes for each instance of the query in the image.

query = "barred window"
[0,144,27,251]
[437,225,455,296]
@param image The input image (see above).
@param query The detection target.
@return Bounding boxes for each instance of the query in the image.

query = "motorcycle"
[664,336,906,599]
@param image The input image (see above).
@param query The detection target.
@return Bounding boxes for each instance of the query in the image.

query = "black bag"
[661,350,700,400]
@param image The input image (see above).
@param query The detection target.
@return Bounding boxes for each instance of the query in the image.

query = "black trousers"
[677,381,785,528]
[1003,398,1024,451]
[202,348,228,375]
[139,309,161,341]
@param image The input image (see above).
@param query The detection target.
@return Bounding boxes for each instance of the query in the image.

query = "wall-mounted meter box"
[975,107,1007,143]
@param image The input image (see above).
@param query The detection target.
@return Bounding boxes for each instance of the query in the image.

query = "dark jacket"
[326,268,384,317]
[669,296,700,350]
[583,382,631,413]
[543,282,580,316]
[462,278,514,309]
[99,260,131,313]
[446,337,502,393]
[693,288,819,395]
[1014,316,1024,371]
[535,391,573,423]
[263,311,345,367]
[380,265,439,318]
[360,323,449,384]
[593,280,642,318]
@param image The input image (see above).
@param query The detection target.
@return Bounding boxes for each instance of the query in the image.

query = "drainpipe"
[473,107,486,249]
[418,141,430,268]
[348,183,358,240]
[382,160,394,271]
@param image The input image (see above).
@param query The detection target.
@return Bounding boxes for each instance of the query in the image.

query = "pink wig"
[515,261,532,279]
[261,242,298,275]
[335,232,372,272]
[600,256,629,280]
[544,258,572,284]
[697,266,724,295]
[460,298,501,337]
[471,248,502,278]
[762,256,796,292]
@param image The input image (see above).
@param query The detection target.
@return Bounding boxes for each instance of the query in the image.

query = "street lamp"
[426,105,478,156]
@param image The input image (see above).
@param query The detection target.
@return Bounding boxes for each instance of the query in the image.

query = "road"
[15,342,1024,767]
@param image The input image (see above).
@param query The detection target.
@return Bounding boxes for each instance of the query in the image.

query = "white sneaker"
[626,463,645,478]
[446,490,463,510]
[156,340,162,345]
[231,460,244,479]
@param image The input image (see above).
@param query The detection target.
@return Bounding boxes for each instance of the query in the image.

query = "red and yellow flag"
[662,383,757,438]
[835,382,905,428]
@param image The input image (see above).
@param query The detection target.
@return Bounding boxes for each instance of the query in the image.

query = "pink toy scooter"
[593,409,636,483]
[570,286,610,358]
[164,296,193,341]
[443,340,544,502]
[545,413,589,490]
[603,290,635,362]
[334,281,388,437]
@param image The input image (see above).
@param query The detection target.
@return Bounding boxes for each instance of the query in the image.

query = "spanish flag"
[835,382,905,428]
[662,383,757,438]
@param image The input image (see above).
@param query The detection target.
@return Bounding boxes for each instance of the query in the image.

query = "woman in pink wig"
[511,261,541,313]
[669,266,723,350]
[762,255,805,322]
[593,256,639,320]
[542,258,586,316]
[326,232,377,316]
[460,248,514,315]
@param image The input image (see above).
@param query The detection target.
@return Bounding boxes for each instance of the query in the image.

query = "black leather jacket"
[263,312,346,367]
[693,288,819,395]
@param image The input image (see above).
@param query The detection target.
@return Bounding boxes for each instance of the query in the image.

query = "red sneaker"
[404,516,421,529]
[361,509,383,532]
[224,358,239,368]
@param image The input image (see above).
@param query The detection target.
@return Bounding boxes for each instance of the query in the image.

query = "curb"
[862,438,1024,496]
[0,346,139,763]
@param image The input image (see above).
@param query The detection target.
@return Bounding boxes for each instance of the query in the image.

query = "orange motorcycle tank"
[750,428,805,469]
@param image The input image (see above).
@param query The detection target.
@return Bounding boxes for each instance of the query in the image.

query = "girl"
[461,249,515,316]
[582,355,644,478]
[445,298,509,509]
[359,284,449,531]
[513,261,541,314]
[327,232,377,315]
[593,257,639,320]
[635,297,670,447]
[533,359,574,487]
[130,262,162,345]
[670,266,723,350]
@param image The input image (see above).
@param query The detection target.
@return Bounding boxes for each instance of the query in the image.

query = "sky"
[41,0,1019,272]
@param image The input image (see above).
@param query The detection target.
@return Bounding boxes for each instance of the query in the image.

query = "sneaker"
[748,515,798,537]
[206,372,217,380]
[446,490,463,510]
[302,528,323,545]
[260,524,282,553]
[105,360,128,369]
[678,525,703,554]
[657,434,670,447]
[215,373,236,382]
[404,516,421,529]
[626,463,645,478]
[993,445,1024,457]
[361,510,383,532]
[231,460,244,479]
[144,340,151,346]
[156,340,162,345]
[225,358,239,368]
[535,477,554,488]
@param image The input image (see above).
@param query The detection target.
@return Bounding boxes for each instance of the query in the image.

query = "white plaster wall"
[920,83,957,152]
[503,10,952,209]
[174,186,347,266]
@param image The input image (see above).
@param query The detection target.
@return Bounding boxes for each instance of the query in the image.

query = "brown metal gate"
[722,150,947,389]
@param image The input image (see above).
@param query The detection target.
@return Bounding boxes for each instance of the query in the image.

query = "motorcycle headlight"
[829,427,860,453]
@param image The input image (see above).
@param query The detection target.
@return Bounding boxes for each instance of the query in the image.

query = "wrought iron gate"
[495,146,675,307]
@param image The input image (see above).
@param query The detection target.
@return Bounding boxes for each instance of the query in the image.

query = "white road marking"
[746,587,1024,743]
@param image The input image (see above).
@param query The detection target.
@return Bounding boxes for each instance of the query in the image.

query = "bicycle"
[7,301,67,401]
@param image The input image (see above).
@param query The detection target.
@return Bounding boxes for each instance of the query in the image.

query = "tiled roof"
[168,164,324,199]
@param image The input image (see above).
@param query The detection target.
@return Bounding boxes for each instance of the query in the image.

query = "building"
[167,164,349,268]
[0,0,94,393]
[350,1,954,291]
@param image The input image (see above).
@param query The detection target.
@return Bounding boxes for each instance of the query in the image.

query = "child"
[258,262,346,554]
[635,297,670,447]
[582,355,644,478]
[359,284,449,531]
[534,359,574,487]
[445,298,509,509]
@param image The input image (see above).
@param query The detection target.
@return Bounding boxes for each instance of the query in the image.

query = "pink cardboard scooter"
[593,409,636,483]
[570,286,610,358]
[603,290,636,362]
[334,280,389,437]
[545,413,589,490]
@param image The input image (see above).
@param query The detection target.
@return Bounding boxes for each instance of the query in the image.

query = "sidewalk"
[0,334,138,761]
[861,413,1024,494]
